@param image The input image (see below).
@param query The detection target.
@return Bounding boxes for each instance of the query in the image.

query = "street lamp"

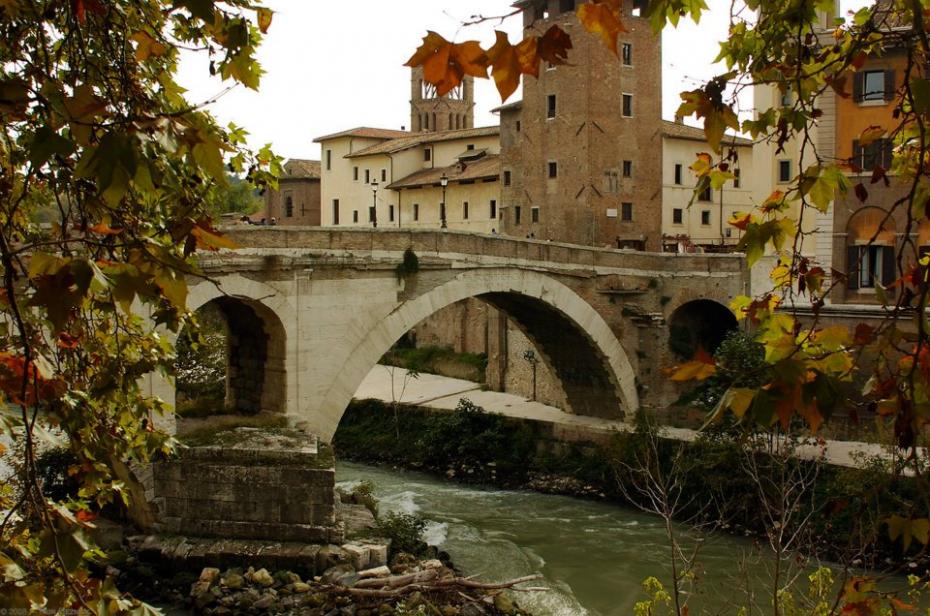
[370,180,378,229]
[439,174,448,229]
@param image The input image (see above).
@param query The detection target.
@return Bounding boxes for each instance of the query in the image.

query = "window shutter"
[851,139,860,169]
[853,72,863,102]
[847,245,860,290]
[884,69,895,101]
[881,245,896,285]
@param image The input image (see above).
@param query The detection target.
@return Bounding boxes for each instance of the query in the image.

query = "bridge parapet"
[219,227,747,277]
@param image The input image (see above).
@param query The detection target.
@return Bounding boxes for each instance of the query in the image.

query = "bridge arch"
[668,299,737,359]
[311,268,638,442]
[183,274,297,416]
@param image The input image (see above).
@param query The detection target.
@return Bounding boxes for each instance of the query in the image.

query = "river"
[336,461,865,615]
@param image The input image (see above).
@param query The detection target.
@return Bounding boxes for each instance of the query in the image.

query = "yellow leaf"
[858,125,886,147]
[670,348,716,382]
[727,387,755,418]
[576,2,626,55]
[131,31,167,62]
[487,32,538,101]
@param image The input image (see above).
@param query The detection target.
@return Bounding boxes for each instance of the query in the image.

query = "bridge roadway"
[149,227,748,442]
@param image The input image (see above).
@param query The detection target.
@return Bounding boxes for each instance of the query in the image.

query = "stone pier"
[153,427,343,544]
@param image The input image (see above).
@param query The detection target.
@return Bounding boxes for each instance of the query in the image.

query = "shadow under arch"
[668,299,738,359]
[311,269,639,442]
[181,275,295,416]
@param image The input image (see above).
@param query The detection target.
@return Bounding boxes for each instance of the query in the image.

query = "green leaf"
[176,0,214,22]
[29,127,76,168]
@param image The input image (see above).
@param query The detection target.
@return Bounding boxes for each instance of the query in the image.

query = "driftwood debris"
[343,571,543,599]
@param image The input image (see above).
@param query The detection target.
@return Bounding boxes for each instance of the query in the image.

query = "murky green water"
[336,462,915,616]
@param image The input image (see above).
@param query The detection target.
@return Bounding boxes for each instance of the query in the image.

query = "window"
[856,69,893,103]
[503,170,512,186]
[621,43,632,66]
[463,201,469,220]
[701,210,711,225]
[413,203,419,221]
[364,169,370,184]
[515,205,522,225]
[516,120,521,132]
[853,138,893,170]
[622,93,633,117]
[622,160,632,178]
[673,208,683,224]
[547,94,556,119]
[368,206,375,223]
[490,200,497,219]
[778,159,792,183]
[780,87,792,107]
[332,199,340,225]
[621,202,633,221]
[424,148,431,162]
[848,244,895,289]
[548,161,558,178]
[389,205,395,222]
[734,168,741,188]
[531,207,539,223]
[559,0,575,12]
[674,163,683,185]
[325,150,332,171]
[353,167,359,181]
[467,144,475,150]
[352,210,359,223]
[605,170,619,193]
[381,169,387,182]
[284,194,294,218]
[698,185,712,202]
[725,228,732,238]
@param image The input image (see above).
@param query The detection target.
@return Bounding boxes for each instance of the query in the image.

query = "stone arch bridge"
[156,228,747,442]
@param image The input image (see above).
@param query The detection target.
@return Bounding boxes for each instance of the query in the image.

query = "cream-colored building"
[661,121,754,252]
[315,126,502,234]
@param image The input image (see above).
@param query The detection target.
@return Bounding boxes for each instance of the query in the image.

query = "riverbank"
[335,397,928,572]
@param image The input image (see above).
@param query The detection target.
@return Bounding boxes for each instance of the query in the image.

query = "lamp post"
[439,174,448,229]
[523,349,538,401]
[370,180,378,228]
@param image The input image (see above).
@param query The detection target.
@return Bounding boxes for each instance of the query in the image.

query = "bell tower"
[410,67,474,133]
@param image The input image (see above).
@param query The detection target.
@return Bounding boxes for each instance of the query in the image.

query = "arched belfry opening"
[175,296,286,419]
[667,299,738,359]
[410,66,474,133]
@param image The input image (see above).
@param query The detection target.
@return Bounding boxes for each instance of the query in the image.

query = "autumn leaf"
[191,221,237,251]
[256,8,272,34]
[536,25,573,66]
[405,31,488,97]
[131,31,168,61]
[576,1,626,55]
[728,211,752,231]
[487,32,539,101]
[87,223,123,236]
[858,125,885,147]
[670,347,716,381]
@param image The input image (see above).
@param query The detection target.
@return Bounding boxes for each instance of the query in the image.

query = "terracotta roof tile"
[661,120,753,146]
[313,126,411,143]
[346,126,500,158]
[387,155,500,189]
[282,159,321,179]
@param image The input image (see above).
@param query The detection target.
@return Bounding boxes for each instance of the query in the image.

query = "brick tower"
[500,0,663,249]
[410,66,474,133]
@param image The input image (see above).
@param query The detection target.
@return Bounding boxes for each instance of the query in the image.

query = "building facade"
[264,159,322,225]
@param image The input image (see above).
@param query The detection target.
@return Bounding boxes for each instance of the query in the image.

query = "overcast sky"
[176,1,867,162]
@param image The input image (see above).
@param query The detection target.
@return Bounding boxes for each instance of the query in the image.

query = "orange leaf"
[256,8,272,34]
[576,2,626,55]
[728,211,752,231]
[87,223,123,235]
[487,32,539,100]
[669,348,716,382]
[191,221,237,251]
[406,32,488,97]
[536,25,573,66]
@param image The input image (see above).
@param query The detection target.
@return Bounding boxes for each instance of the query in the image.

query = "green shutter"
[884,69,895,101]
[847,245,860,290]
[881,245,896,286]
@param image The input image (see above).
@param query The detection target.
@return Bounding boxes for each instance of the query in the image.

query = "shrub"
[373,512,427,557]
